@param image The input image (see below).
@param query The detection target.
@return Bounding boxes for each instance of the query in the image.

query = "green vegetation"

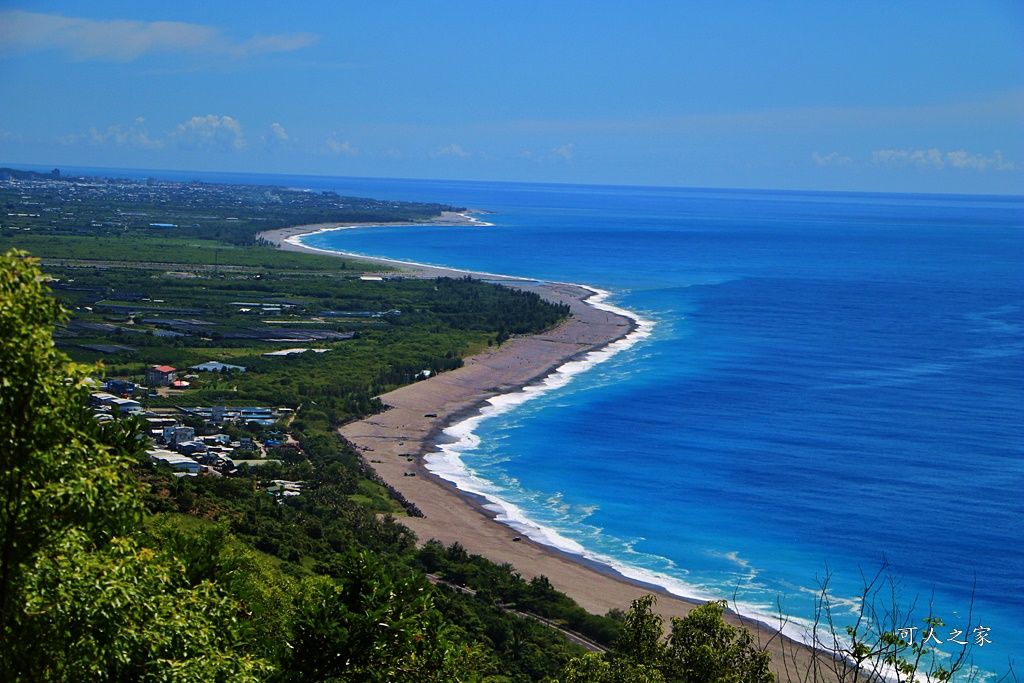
[2,170,991,682]
[1,185,599,681]
[0,170,594,681]
[2,250,268,681]
[415,541,623,648]
[557,595,773,683]
[0,250,143,635]
[44,263,567,423]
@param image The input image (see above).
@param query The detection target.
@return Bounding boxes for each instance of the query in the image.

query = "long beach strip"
[260,222,833,682]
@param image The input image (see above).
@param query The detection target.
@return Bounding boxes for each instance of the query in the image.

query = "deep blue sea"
[42,166,1024,675]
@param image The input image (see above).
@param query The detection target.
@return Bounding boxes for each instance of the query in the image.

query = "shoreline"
[259,221,831,681]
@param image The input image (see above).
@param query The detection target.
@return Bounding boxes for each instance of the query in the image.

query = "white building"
[148,450,200,473]
[110,397,142,416]
[162,425,195,446]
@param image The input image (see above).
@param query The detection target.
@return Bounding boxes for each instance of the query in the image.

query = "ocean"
[47,167,1024,674]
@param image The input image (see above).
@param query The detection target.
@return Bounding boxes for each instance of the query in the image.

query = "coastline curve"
[259,221,839,682]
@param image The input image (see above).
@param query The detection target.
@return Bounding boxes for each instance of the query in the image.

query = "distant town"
[1,165,461,246]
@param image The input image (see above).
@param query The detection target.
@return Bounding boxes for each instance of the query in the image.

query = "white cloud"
[944,149,1013,171]
[520,144,576,162]
[227,33,320,59]
[872,148,1014,171]
[56,117,163,149]
[260,122,290,147]
[172,115,246,152]
[812,151,853,167]
[324,135,357,155]
[0,10,318,62]
[872,148,944,168]
[93,117,164,149]
[550,143,575,161]
[270,122,289,141]
[431,144,470,158]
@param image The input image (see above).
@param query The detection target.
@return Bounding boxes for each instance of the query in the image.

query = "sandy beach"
[259,221,834,681]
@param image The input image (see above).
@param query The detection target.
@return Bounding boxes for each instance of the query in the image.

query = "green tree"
[281,550,483,682]
[0,250,271,681]
[562,594,774,683]
[1,251,143,662]
[613,594,666,665]
[560,652,666,683]
[665,601,773,683]
[15,530,271,682]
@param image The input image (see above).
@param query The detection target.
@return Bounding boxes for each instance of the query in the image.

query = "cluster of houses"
[144,418,299,488]
[178,405,281,427]
[145,425,305,501]
[89,364,302,499]
[143,415,283,477]
[146,425,242,477]
[88,387,143,422]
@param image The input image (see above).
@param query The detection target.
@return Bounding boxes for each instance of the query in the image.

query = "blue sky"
[1,1,1022,194]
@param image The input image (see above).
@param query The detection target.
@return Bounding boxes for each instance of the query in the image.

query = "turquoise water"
[47,167,1024,674]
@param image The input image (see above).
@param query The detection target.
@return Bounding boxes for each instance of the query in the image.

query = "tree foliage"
[613,594,665,665]
[415,540,624,648]
[559,595,774,683]
[665,601,773,683]
[0,250,143,656]
[282,553,483,683]
[0,250,272,681]
[14,530,270,682]
[560,652,667,683]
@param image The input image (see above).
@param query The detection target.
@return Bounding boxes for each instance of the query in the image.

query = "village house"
[148,449,200,474]
[162,424,195,447]
[88,392,142,417]
[146,365,177,387]
[105,378,136,396]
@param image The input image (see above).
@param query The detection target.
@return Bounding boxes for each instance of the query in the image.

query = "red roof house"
[146,365,177,387]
